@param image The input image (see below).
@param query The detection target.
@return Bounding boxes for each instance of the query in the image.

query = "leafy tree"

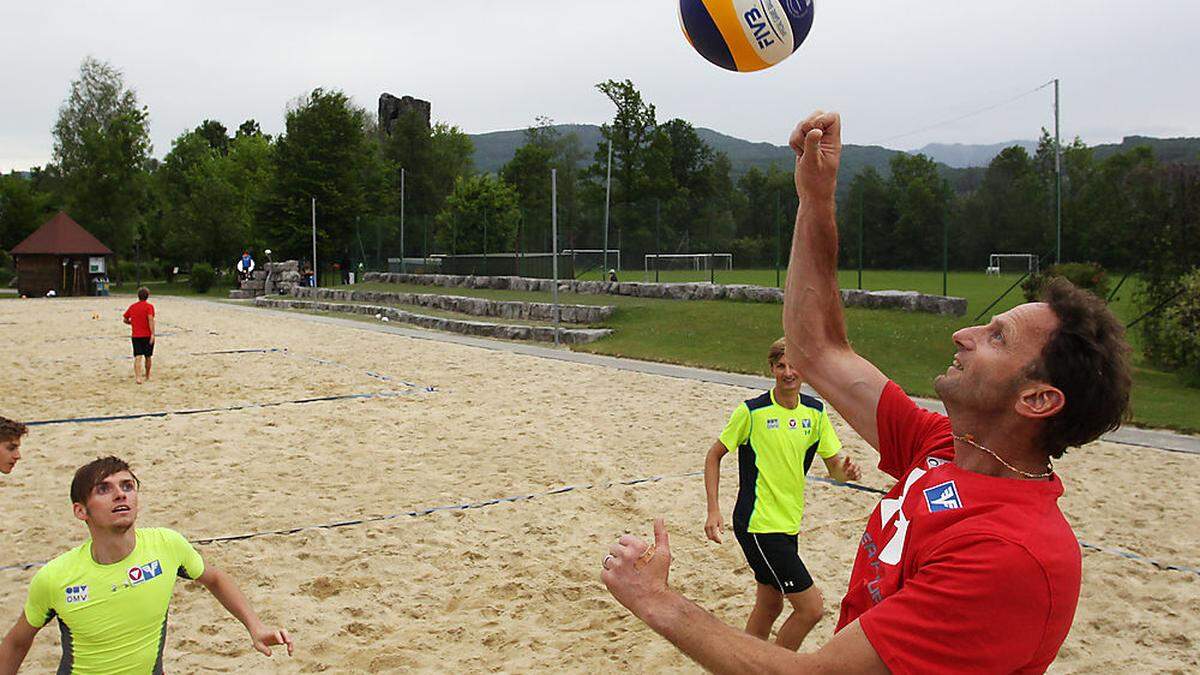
[265,88,370,264]
[52,57,151,254]
[195,119,230,155]
[839,167,894,269]
[887,153,953,269]
[435,174,520,255]
[0,173,56,250]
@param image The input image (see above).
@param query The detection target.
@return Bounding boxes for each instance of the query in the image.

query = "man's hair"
[0,417,27,444]
[137,287,150,301]
[71,456,139,505]
[768,338,787,366]
[1030,278,1133,459]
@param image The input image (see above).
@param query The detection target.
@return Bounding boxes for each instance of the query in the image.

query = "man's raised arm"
[784,111,888,450]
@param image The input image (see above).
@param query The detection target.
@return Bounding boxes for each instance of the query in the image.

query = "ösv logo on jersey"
[923,481,963,512]
[127,560,164,586]
[65,585,89,604]
[767,418,779,429]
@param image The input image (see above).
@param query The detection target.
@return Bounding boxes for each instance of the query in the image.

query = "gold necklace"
[954,434,1054,479]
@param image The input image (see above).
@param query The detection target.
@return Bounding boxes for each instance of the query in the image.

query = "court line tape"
[3,469,1195,577]
[23,389,434,428]
[190,347,412,386]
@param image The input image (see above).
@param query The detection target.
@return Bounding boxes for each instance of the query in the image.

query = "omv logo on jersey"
[923,481,963,512]
[127,560,164,586]
[65,585,89,604]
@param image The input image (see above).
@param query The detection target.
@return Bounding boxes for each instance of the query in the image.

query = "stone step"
[289,287,613,324]
[254,297,612,344]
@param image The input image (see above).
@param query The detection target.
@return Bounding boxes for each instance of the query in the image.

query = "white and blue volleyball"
[679,0,814,72]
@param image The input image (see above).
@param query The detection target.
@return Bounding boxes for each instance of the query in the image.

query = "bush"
[0,250,12,285]
[189,263,216,294]
[1141,268,1200,386]
[1022,262,1110,301]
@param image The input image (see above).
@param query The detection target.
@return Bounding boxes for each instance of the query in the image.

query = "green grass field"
[338,270,1197,433]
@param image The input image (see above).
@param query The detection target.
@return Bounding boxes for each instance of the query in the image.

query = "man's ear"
[1015,383,1065,420]
[72,502,89,523]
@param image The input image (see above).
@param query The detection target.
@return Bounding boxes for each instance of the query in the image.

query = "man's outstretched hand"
[790,110,842,202]
[601,519,673,622]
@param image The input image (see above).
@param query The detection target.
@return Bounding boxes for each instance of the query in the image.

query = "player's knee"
[756,590,785,616]
[799,590,825,626]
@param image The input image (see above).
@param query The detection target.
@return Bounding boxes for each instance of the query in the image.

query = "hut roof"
[10,212,113,256]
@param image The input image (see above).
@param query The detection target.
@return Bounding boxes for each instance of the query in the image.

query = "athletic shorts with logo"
[734,528,814,594]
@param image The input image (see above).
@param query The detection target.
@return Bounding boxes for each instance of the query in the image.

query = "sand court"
[0,297,1196,672]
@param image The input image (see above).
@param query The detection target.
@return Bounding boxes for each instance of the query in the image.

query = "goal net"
[563,249,621,280]
[644,253,733,282]
[987,253,1039,276]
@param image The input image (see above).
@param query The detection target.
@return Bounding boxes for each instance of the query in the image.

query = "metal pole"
[400,168,406,274]
[311,197,317,288]
[942,217,948,296]
[858,189,864,290]
[1054,78,1062,265]
[775,192,781,288]
[655,199,661,283]
[552,169,560,347]
[602,139,612,276]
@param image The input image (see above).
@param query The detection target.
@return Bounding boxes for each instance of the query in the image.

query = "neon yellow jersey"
[24,527,205,675]
[720,390,842,535]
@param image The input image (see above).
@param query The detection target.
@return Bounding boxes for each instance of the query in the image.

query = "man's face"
[771,354,802,396]
[935,302,1060,415]
[0,437,22,474]
[74,471,139,530]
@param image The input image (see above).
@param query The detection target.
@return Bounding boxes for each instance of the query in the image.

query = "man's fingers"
[653,518,669,553]
[280,629,294,656]
[803,128,824,157]
[254,640,271,656]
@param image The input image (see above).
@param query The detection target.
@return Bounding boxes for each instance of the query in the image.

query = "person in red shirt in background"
[601,110,1133,674]
[123,286,156,384]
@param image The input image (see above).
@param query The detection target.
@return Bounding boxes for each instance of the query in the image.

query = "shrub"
[0,250,12,285]
[1022,262,1110,302]
[189,263,216,294]
[1142,268,1200,386]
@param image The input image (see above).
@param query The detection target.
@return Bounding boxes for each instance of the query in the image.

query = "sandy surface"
[0,296,1196,673]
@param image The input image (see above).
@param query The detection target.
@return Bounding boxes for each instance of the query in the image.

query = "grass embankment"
[338,272,1197,433]
[109,279,237,297]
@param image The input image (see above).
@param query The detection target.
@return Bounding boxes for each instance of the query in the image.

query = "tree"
[265,88,370,265]
[590,79,659,254]
[0,173,56,251]
[195,119,230,155]
[52,57,151,254]
[502,117,586,254]
[435,174,520,255]
[887,153,954,269]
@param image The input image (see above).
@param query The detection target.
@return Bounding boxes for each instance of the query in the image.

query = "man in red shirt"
[123,286,156,384]
[601,111,1132,673]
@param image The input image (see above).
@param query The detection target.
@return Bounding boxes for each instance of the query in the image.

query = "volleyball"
[678,0,814,72]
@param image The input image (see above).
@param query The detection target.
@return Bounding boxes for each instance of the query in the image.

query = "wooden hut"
[11,212,114,297]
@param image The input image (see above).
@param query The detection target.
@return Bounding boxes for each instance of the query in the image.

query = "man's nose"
[952,327,974,350]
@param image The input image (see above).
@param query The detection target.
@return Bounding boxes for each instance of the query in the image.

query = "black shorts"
[131,337,154,357]
[734,529,814,594]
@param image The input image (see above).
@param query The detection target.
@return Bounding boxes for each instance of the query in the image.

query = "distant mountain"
[469,124,906,183]
[466,126,1200,191]
[1093,136,1200,163]
[911,141,1039,168]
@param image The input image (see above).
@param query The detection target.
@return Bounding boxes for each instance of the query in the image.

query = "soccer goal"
[987,253,1039,276]
[644,253,733,282]
[563,249,621,280]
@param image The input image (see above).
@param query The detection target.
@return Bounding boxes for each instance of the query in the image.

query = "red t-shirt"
[123,301,155,338]
[837,381,1081,674]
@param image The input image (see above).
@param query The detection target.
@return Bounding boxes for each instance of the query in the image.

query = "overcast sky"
[2,0,1197,171]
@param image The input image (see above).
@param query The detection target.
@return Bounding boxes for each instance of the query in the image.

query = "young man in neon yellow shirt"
[0,456,293,673]
[703,338,861,650]
[0,418,27,475]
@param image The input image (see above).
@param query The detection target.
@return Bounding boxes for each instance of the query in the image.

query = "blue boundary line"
[3,469,1195,576]
[24,390,427,427]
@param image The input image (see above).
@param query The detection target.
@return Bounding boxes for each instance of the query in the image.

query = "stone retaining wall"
[360,272,967,316]
[254,297,612,345]
[289,286,613,324]
[230,260,303,300]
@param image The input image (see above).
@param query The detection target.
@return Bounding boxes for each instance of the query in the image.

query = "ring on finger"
[602,554,616,570]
